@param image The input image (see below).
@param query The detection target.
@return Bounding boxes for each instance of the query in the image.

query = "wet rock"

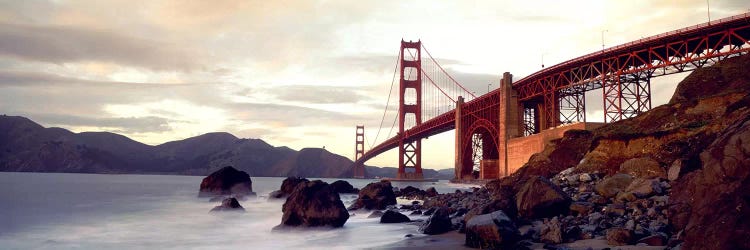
[380,210,410,223]
[410,210,422,215]
[465,210,520,249]
[348,180,397,210]
[515,176,571,219]
[399,186,426,199]
[420,207,453,235]
[210,198,245,212]
[606,228,633,246]
[569,201,594,216]
[423,207,436,216]
[539,217,562,244]
[269,177,309,199]
[637,234,667,246]
[594,173,634,198]
[278,180,349,228]
[367,210,384,218]
[619,157,666,179]
[330,180,358,194]
[199,166,255,197]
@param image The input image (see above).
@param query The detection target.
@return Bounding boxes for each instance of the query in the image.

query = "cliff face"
[507,54,750,249]
[0,116,364,178]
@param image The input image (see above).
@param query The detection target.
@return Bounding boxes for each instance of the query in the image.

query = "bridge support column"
[454,96,466,179]
[497,72,518,178]
[353,125,365,178]
[603,70,652,123]
[397,40,423,180]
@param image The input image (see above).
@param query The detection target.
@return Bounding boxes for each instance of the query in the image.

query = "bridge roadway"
[354,13,750,175]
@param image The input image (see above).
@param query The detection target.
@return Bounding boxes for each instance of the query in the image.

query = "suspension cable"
[421,43,476,98]
[368,49,401,150]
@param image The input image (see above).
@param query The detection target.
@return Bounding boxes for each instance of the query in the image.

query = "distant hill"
[0,115,453,179]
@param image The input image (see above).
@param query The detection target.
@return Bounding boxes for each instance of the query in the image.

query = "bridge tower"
[398,40,423,180]
[353,125,365,178]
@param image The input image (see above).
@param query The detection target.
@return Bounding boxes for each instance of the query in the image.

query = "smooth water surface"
[0,172,476,249]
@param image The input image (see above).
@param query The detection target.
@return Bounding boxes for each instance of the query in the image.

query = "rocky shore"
[198,54,749,249]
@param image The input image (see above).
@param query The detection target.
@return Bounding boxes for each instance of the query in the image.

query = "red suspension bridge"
[352,13,750,180]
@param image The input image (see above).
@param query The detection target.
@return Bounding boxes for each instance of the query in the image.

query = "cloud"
[0,22,200,71]
[272,85,366,104]
[27,113,172,134]
[224,102,366,127]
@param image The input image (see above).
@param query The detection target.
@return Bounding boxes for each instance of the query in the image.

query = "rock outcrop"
[269,177,308,199]
[199,166,255,197]
[210,197,245,212]
[330,180,358,194]
[464,210,519,249]
[278,180,349,228]
[348,180,396,210]
[419,207,453,235]
[379,210,410,223]
[669,113,750,250]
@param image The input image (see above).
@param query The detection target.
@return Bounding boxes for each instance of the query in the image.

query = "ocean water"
[0,172,477,249]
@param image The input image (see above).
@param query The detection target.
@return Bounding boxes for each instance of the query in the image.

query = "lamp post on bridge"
[487,83,491,94]
[601,30,608,51]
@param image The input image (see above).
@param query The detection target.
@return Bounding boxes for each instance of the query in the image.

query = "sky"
[0,0,748,170]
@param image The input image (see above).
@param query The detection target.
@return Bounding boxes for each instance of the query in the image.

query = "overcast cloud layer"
[0,0,747,169]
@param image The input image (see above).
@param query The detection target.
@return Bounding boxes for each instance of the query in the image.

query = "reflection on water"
[0,172,477,249]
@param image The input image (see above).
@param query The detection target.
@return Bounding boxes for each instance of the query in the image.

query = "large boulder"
[348,180,396,210]
[210,198,245,212]
[464,210,520,249]
[419,206,453,235]
[606,228,633,246]
[269,177,309,199]
[330,180,358,194]
[278,180,349,228]
[515,176,571,219]
[669,114,750,250]
[199,166,255,197]
[379,210,410,223]
[594,173,634,198]
[619,157,666,179]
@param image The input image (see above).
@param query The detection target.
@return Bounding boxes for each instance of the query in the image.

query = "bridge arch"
[458,118,499,179]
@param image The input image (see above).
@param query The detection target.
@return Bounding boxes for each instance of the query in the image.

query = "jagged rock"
[269,177,309,199]
[199,166,255,197]
[367,210,384,218]
[515,176,571,219]
[410,210,422,215]
[210,198,245,212]
[349,180,397,210]
[465,210,520,249]
[539,217,562,244]
[579,173,593,182]
[605,204,626,217]
[278,180,349,228]
[669,114,750,250]
[330,180,358,194]
[419,207,453,235]
[380,210,410,223]
[594,173,634,198]
[606,228,633,246]
[619,157,666,179]
[569,201,594,216]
